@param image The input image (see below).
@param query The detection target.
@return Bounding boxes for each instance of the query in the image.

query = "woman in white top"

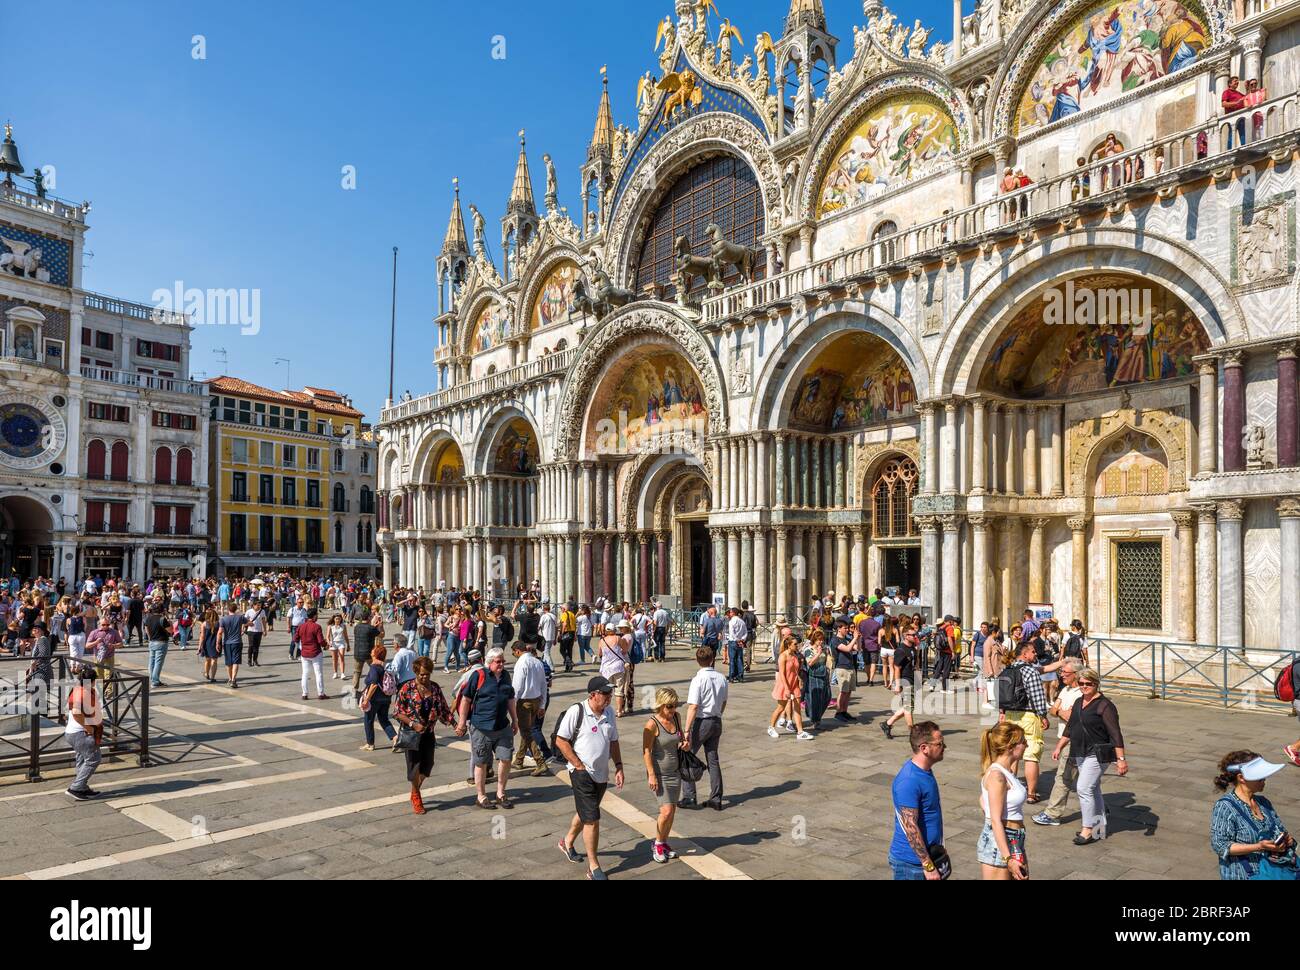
[327,614,350,680]
[596,620,633,718]
[978,722,1029,880]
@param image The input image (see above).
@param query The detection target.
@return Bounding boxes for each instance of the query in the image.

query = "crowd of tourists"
[7,569,1298,881]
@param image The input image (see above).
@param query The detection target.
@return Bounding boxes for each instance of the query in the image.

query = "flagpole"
[388,247,398,404]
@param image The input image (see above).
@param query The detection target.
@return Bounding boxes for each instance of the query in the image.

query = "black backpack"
[549,702,586,758]
[496,616,514,644]
[1064,633,1084,659]
[997,662,1032,712]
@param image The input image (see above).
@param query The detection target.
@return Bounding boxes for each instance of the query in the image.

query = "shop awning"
[151,556,194,568]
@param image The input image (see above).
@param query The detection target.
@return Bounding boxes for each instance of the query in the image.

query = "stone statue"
[637,71,659,128]
[614,124,631,161]
[706,223,754,283]
[543,153,558,213]
[1239,203,1285,285]
[673,234,718,304]
[889,22,909,55]
[908,20,929,57]
[0,238,46,280]
[469,204,487,257]
[731,347,751,394]
[717,19,741,69]
[873,7,897,45]
[1245,424,1271,469]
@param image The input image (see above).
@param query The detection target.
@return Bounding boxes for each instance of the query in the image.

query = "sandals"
[1025,793,1042,804]
[495,794,514,810]
[476,797,495,810]
[1073,832,1101,846]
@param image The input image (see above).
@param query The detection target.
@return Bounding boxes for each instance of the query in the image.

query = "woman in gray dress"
[643,686,689,865]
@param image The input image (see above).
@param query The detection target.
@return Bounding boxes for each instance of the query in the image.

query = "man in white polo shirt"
[555,676,624,881]
[681,645,728,810]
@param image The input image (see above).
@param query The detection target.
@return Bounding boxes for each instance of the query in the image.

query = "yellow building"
[207,377,376,577]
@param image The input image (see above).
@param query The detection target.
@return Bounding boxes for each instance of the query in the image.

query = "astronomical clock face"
[0,394,66,470]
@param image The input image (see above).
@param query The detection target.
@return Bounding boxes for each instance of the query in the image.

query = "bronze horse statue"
[673,234,718,302]
[706,223,755,282]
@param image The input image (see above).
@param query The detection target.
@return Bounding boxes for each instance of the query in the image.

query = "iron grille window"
[633,155,766,299]
[1115,540,1163,630]
[870,458,919,539]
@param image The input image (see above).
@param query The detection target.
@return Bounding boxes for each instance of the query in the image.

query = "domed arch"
[517,246,585,336]
[799,72,972,223]
[623,450,712,532]
[407,426,471,487]
[934,229,1245,398]
[606,111,784,289]
[461,289,514,357]
[750,305,931,431]
[473,406,543,477]
[554,303,728,461]
[990,0,1222,140]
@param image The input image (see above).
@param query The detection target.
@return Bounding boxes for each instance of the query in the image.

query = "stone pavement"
[2,629,1297,880]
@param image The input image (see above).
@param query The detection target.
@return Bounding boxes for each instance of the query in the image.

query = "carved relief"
[1068,405,1189,497]
[1232,192,1296,291]
[855,437,922,496]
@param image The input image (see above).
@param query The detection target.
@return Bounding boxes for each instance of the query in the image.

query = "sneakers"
[586,867,608,880]
[65,788,97,801]
[411,791,426,815]
[796,731,814,740]
[766,726,780,739]
[880,722,893,740]
[302,694,309,700]
[1032,812,1062,826]
[776,718,788,730]
[559,840,580,863]
[652,842,669,864]
[1284,744,1300,768]
[317,694,329,700]
[360,743,375,751]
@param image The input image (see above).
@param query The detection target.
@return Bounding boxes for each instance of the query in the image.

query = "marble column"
[774,435,787,507]
[970,515,992,625]
[622,535,637,604]
[1217,500,1244,648]
[1278,346,1298,468]
[639,534,652,603]
[729,439,740,510]
[754,528,769,618]
[921,404,939,494]
[834,438,846,508]
[850,528,866,598]
[757,435,770,509]
[970,399,987,494]
[726,529,741,607]
[1172,511,1196,643]
[1050,406,1065,497]
[747,437,759,510]
[1280,500,1300,649]
[1024,406,1040,496]
[1198,361,1218,476]
[711,442,723,512]
[740,529,754,606]
[941,515,961,619]
[802,437,814,508]
[656,531,670,598]
[1002,405,1018,494]
[1068,517,1087,628]
[1027,518,1047,603]
[919,516,940,610]
[941,402,959,494]
[380,543,393,590]
[835,528,851,601]
[774,527,790,619]
[791,528,807,613]
[999,517,1018,627]
[601,536,614,600]
[988,401,1002,493]
[1222,353,1245,472]
[711,528,727,603]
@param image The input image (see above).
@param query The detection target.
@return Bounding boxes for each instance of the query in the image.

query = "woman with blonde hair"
[643,686,689,864]
[878,614,898,690]
[197,607,221,682]
[768,635,814,740]
[979,722,1029,880]
[801,628,832,729]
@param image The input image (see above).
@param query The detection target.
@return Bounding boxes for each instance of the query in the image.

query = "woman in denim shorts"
[978,722,1029,880]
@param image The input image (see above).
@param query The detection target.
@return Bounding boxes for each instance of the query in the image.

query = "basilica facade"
[378,0,1300,650]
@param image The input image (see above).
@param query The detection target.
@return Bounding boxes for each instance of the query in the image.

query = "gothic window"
[870,458,919,539]
[633,155,766,299]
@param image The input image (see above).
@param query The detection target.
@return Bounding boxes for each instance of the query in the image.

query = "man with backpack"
[998,638,1065,804]
[454,647,516,808]
[554,676,623,880]
[491,605,514,651]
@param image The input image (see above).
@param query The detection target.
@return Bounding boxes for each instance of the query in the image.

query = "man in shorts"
[554,676,624,880]
[454,647,518,809]
[832,616,860,722]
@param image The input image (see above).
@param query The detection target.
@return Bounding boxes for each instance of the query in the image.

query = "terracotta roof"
[207,376,364,419]
[302,386,344,399]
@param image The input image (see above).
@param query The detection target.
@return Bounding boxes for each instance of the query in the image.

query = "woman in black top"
[1051,669,1128,844]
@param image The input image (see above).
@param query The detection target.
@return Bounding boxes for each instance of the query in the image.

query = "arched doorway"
[0,495,55,580]
[870,457,921,596]
[476,415,540,597]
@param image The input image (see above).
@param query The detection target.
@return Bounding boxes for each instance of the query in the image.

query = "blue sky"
[5,0,950,421]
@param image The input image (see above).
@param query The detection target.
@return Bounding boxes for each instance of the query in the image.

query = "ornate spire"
[507,129,536,215]
[784,0,827,34]
[589,66,615,161]
[442,177,468,255]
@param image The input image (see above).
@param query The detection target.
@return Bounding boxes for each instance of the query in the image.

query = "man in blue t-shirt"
[889,720,946,880]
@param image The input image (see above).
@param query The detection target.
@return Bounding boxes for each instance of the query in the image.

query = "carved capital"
[939,514,961,533]
[1278,498,1300,519]
[968,514,990,531]
[1171,511,1195,530]
[1198,360,1218,378]
[1223,350,1245,369]
[1066,516,1089,533]
[1028,517,1050,532]
[916,515,939,534]
[1217,499,1245,521]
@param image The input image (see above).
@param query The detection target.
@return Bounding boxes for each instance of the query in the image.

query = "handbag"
[678,746,706,783]
[393,724,422,752]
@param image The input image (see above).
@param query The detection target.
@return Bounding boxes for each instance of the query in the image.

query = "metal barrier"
[1091,638,1297,711]
[0,655,151,781]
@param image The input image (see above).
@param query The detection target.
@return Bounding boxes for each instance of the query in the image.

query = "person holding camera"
[1210,752,1297,879]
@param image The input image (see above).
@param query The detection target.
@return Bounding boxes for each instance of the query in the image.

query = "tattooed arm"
[898,806,937,878]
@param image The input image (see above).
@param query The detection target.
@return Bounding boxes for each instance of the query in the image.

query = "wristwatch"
[921,858,936,873]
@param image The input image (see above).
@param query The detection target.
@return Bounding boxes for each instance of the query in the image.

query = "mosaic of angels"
[817,97,959,217]
[531,261,580,331]
[1016,0,1209,133]
[474,300,511,353]
[592,352,707,454]
[432,443,464,484]
[790,334,917,431]
[979,275,1210,398]
[493,419,539,476]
